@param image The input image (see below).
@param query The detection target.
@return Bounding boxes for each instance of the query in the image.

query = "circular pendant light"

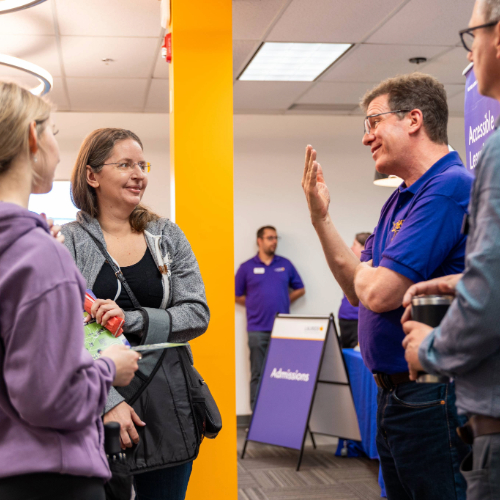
[373,171,402,187]
[0,54,53,95]
[0,0,47,15]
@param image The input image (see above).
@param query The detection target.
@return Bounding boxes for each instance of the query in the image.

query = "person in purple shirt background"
[338,232,371,348]
[235,226,305,408]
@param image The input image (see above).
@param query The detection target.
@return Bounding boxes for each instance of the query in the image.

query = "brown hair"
[0,82,52,175]
[71,128,159,232]
[360,73,448,145]
[355,232,372,247]
[257,226,276,239]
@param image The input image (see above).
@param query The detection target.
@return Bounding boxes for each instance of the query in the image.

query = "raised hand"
[302,145,331,223]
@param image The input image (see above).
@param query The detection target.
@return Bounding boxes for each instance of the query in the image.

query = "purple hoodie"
[0,203,115,480]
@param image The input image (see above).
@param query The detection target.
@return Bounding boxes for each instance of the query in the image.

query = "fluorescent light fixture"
[0,0,47,14]
[0,54,53,95]
[239,42,352,82]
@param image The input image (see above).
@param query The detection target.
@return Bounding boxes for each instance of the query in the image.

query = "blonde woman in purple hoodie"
[0,82,141,500]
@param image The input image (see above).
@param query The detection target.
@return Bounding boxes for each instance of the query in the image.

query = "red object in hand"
[84,293,124,338]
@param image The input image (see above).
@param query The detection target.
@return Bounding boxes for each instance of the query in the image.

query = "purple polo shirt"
[359,152,473,374]
[235,254,304,332]
[338,295,359,321]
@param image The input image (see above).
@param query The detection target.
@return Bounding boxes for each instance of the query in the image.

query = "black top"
[93,247,164,310]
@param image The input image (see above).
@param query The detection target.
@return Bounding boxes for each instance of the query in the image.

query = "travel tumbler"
[411,295,452,383]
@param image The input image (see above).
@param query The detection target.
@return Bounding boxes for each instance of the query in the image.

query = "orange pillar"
[169,1,236,499]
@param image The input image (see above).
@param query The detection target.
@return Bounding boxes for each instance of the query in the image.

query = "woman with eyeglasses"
[61,128,210,500]
[0,84,140,500]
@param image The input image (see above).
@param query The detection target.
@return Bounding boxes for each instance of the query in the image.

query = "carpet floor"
[237,429,381,500]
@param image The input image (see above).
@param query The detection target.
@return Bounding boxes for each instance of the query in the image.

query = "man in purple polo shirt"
[236,225,305,408]
[302,73,473,499]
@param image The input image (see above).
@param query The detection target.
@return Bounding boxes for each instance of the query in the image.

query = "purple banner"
[464,66,500,171]
[247,337,325,450]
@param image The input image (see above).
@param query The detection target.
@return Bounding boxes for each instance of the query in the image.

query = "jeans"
[377,382,469,500]
[134,462,193,500]
[248,331,271,408]
[460,433,500,500]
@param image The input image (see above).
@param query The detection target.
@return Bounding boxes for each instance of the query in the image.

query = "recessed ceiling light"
[239,42,352,82]
[0,54,53,95]
[0,0,47,14]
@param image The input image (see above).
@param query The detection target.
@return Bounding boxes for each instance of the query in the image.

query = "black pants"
[0,472,105,500]
[338,318,358,348]
[248,331,271,409]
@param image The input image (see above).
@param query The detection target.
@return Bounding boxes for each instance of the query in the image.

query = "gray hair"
[481,0,500,22]
[360,72,448,145]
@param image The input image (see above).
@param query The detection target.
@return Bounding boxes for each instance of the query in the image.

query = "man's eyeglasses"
[101,161,151,174]
[364,110,410,136]
[459,20,500,52]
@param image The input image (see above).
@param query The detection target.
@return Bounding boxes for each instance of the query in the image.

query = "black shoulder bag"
[82,227,222,442]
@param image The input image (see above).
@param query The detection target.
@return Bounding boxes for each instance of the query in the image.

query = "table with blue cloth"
[334,348,386,498]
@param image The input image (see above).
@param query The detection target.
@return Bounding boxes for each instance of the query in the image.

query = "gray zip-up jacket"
[419,124,500,418]
[62,211,210,413]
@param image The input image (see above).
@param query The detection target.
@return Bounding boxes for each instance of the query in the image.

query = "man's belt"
[373,372,412,390]
[457,415,500,445]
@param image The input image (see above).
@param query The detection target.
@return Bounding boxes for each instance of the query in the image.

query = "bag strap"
[79,225,141,308]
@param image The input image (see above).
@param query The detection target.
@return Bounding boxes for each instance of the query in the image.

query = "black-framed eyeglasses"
[101,161,151,173]
[459,20,500,52]
[363,110,410,136]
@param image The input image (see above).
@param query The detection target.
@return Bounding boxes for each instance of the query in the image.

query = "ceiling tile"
[144,79,169,113]
[0,35,61,77]
[0,72,39,87]
[45,77,70,110]
[296,82,375,106]
[419,47,470,85]
[368,0,472,46]
[321,44,445,83]
[0,0,55,35]
[233,0,290,40]
[267,0,404,43]
[61,37,158,78]
[447,90,465,117]
[233,80,310,111]
[55,0,162,37]
[153,52,170,79]
[66,78,148,112]
[233,39,260,79]
[445,83,466,99]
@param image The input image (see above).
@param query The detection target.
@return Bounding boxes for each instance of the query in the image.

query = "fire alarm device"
[161,33,172,63]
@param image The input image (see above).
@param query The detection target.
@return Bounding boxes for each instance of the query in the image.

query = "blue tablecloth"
[335,348,386,497]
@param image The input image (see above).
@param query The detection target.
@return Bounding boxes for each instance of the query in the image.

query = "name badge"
[254,267,265,274]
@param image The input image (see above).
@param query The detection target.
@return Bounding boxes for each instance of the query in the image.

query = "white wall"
[51,111,466,416]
